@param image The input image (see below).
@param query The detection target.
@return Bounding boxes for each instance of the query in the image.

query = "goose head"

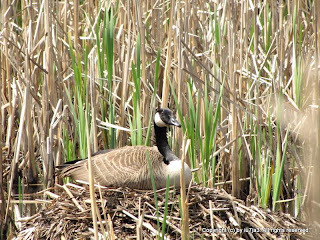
[154,108,181,128]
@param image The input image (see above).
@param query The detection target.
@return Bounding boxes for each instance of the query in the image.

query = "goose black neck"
[154,123,176,164]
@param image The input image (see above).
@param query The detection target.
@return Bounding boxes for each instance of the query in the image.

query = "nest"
[15,184,310,239]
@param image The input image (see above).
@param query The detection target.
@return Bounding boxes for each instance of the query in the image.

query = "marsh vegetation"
[0,0,319,239]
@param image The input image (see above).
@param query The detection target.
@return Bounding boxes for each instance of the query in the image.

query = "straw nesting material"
[15,184,310,240]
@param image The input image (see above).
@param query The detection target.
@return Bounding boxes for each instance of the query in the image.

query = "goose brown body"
[60,146,179,189]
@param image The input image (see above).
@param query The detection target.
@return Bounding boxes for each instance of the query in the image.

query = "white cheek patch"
[154,112,167,127]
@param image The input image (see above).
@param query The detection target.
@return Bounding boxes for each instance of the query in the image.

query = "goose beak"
[168,117,181,127]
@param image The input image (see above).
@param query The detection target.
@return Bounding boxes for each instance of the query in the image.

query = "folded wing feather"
[60,146,164,189]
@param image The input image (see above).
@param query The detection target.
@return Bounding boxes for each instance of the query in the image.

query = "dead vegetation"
[15,184,309,240]
[1,0,320,239]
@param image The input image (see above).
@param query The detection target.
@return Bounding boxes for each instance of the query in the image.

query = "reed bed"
[0,0,319,239]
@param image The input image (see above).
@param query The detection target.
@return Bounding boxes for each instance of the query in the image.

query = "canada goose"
[57,108,192,189]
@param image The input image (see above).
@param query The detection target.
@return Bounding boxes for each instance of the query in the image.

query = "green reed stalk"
[256,118,272,208]
[96,8,116,149]
[170,79,198,183]
[131,34,143,146]
[272,126,289,211]
[171,78,222,186]
[65,34,89,159]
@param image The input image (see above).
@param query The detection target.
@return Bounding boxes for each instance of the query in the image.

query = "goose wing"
[90,146,162,188]
[60,146,161,188]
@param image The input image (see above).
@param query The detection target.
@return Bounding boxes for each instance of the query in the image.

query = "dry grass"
[15,184,309,240]
[0,0,319,239]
